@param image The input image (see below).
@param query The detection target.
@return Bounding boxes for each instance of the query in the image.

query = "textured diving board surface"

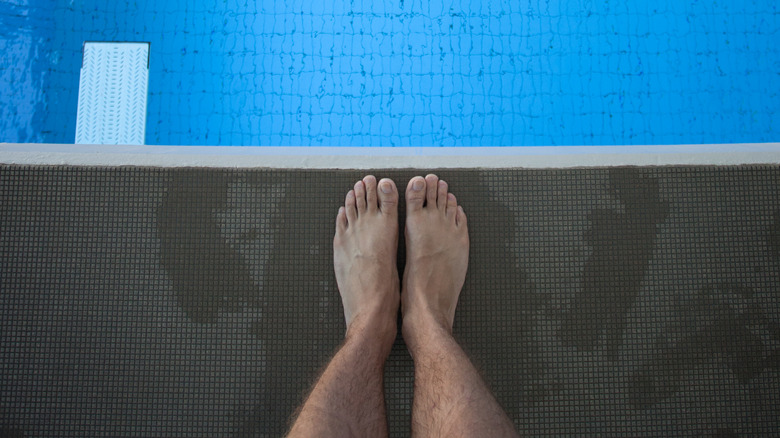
[75,42,149,145]
[1,165,779,437]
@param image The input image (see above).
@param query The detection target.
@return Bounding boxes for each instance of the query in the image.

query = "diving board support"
[75,42,150,145]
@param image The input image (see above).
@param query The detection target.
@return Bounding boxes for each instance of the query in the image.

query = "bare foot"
[401,174,469,339]
[334,175,400,346]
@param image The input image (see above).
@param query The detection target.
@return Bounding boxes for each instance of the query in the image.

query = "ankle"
[346,311,398,353]
[401,310,452,354]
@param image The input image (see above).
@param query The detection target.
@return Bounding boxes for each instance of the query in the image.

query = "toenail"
[380,181,392,194]
[412,179,424,191]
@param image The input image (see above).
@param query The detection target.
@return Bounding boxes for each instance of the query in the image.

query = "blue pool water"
[1,0,778,146]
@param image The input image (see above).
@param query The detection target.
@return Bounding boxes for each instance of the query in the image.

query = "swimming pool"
[1,0,778,146]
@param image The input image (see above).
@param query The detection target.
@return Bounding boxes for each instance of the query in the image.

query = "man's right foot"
[401,174,469,340]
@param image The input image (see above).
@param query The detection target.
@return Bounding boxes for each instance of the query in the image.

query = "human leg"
[287,175,400,438]
[402,174,519,438]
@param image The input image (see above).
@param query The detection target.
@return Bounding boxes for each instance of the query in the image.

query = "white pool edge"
[2,143,780,168]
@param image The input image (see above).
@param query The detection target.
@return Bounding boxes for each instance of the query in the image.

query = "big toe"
[406,176,426,212]
[377,178,398,215]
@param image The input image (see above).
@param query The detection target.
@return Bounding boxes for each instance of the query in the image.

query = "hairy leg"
[287,175,399,438]
[402,174,519,438]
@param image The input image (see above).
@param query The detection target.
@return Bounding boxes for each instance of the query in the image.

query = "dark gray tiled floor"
[1,166,779,437]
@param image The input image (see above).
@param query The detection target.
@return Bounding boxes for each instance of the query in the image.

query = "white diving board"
[75,42,150,146]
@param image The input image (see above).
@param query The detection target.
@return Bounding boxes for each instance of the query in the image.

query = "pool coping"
[1,143,779,168]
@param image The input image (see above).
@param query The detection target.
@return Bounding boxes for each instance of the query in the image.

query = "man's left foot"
[334,175,400,344]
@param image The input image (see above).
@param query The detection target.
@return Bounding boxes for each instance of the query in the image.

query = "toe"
[406,176,426,212]
[456,205,467,228]
[354,180,367,214]
[363,175,378,212]
[336,206,347,233]
[425,174,439,208]
[446,192,457,222]
[437,180,448,210]
[377,178,398,216]
[345,189,358,224]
